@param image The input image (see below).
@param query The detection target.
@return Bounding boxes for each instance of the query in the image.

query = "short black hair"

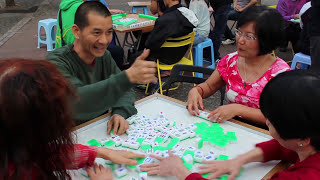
[237,6,284,55]
[260,70,320,151]
[74,1,111,30]
[158,0,181,13]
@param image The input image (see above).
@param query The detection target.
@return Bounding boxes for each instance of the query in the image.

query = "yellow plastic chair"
[145,32,195,95]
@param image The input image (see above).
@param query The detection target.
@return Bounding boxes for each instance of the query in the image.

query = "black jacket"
[311,0,320,36]
[145,4,197,64]
[296,7,311,55]
[209,0,232,11]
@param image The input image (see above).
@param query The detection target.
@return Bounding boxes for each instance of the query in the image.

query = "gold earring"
[299,143,303,147]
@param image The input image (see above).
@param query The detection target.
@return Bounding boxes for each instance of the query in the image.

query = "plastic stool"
[37,19,57,51]
[290,52,311,70]
[192,38,215,77]
[132,6,148,15]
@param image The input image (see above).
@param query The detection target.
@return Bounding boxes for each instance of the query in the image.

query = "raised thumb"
[136,49,150,61]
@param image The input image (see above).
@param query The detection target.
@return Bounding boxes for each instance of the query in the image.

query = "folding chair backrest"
[162,64,226,105]
[160,32,195,59]
[162,64,213,87]
[162,32,195,47]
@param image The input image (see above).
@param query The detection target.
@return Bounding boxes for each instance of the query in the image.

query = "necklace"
[242,56,269,88]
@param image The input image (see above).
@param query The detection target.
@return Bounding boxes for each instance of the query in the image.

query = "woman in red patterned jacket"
[141,70,320,180]
[0,58,144,179]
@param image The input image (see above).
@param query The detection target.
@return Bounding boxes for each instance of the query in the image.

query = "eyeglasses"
[235,28,257,41]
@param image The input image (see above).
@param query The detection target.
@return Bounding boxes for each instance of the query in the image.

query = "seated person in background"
[150,0,182,16]
[185,0,210,45]
[276,0,308,52]
[56,0,125,68]
[0,58,145,179]
[222,0,257,45]
[310,0,320,70]
[130,0,198,65]
[295,1,311,55]
[133,0,183,54]
[47,1,157,134]
[187,6,290,129]
[141,70,320,180]
[150,0,164,16]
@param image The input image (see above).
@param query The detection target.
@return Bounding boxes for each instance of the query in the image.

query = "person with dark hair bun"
[187,6,290,129]
[140,70,320,180]
[0,58,144,179]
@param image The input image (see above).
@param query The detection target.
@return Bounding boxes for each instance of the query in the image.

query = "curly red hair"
[0,58,76,179]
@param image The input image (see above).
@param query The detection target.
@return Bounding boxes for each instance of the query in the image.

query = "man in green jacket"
[47,1,157,135]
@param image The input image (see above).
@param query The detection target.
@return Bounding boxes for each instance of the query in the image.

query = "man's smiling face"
[77,12,113,58]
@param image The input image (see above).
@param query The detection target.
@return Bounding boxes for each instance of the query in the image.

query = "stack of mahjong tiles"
[87,112,197,150]
[194,121,238,150]
[111,13,156,29]
[125,112,198,151]
[112,13,137,27]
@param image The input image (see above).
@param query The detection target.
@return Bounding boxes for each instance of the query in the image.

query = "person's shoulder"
[221,51,238,63]
[46,45,76,68]
[271,166,320,180]
[177,7,198,26]
[217,51,238,69]
[273,57,290,69]
[46,45,72,61]
[269,57,291,77]
[177,6,196,17]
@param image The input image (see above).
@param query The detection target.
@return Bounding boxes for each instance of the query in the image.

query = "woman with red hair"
[0,58,144,179]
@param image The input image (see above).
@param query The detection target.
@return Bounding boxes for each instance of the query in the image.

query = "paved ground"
[0,0,291,111]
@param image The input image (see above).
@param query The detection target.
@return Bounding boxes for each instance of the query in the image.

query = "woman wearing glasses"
[186,6,290,129]
[142,70,320,180]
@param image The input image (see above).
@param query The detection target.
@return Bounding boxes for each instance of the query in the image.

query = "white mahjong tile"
[194,154,204,163]
[182,154,194,164]
[127,137,137,142]
[189,131,196,138]
[143,157,154,164]
[204,155,215,161]
[100,137,109,144]
[139,172,148,180]
[186,146,196,151]
[115,168,128,178]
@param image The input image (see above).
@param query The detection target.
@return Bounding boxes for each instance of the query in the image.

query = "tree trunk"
[5,0,15,7]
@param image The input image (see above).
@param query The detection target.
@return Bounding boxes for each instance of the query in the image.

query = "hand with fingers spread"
[187,87,205,116]
[207,104,239,123]
[198,159,243,180]
[87,163,113,180]
[107,114,129,135]
[126,49,157,84]
[140,150,192,180]
[97,148,145,165]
